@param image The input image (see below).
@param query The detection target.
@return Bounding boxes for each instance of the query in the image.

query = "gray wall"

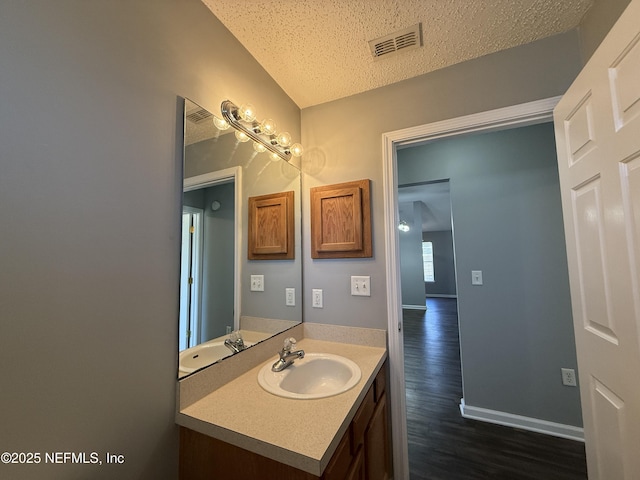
[0,1,299,479]
[301,31,583,330]
[183,189,205,209]
[400,225,457,301]
[578,0,632,63]
[202,183,235,341]
[398,123,581,426]
[423,230,457,297]
[399,202,427,307]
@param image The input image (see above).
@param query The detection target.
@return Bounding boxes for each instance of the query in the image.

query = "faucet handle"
[283,337,297,351]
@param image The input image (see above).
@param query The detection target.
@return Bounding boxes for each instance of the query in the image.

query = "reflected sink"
[258,353,361,399]
[179,340,254,374]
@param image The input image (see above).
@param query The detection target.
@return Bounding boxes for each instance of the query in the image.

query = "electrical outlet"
[561,368,577,387]
[250,275,264,292]
[351,276,371,296]
[285,288,295,306]
[312,289,323,308]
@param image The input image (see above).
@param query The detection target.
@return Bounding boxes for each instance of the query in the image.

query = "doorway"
[398,180,457,308]
[395,117,584,477]
[180,167,242,352]
[382,97,579,479]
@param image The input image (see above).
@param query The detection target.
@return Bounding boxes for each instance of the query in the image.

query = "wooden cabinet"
[322,429,353,480]
[310,179,372,259]
[321,360,389,480]
[346,446,365,480]
[323,361,391,480]
[364,394,389,480]
[179,360,390,480]
[248,190,295,260]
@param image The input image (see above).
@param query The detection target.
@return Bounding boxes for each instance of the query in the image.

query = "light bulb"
[253,142,266,153]
[398,221,410,232]
[234,130,250,142]
[260,118,277,136]
[239,103,256,122]
[276,131,291,147]
[270,152,281,161]
[213,116,229,130]
[289,143,304,157]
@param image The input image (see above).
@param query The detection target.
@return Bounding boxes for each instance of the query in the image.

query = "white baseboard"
[402,304,427,310]
[459,399,584,442]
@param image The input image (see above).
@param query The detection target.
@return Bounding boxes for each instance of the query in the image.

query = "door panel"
[554,0,640,478]
[621,156,640,312]
[571,177,618,344]
[609,33,640,131]
[591,378,626,480]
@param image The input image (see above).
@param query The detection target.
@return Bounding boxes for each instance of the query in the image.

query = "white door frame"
[382,96,562,479]
[184,166,243,331]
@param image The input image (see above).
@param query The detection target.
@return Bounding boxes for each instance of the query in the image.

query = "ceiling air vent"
[369,23,422,60]
[186,107,213,124]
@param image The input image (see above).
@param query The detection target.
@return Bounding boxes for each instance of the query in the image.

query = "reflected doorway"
[179,206,203,350]
[179,179,236,351]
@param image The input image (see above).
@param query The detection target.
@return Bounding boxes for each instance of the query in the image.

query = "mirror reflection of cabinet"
[179,98,302,378]
[248,191,294,260]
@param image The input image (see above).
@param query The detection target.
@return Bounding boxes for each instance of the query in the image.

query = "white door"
[553,1,640,478]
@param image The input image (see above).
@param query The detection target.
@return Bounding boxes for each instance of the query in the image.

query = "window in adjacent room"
[422,241,435,282]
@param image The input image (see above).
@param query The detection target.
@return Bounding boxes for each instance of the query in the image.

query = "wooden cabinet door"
[364,394,389,480]
[346,447,365,480]
[322,429,352,480]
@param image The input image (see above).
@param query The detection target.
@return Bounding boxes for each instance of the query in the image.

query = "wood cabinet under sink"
[179,360,391,480]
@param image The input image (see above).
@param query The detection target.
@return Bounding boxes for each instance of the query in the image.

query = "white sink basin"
[179,341,254,374]
[258,353,361,399]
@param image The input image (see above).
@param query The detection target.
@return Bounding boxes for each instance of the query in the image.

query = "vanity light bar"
[220,100,301,162]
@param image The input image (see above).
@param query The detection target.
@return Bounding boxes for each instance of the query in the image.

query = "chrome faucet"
[271,337,305,372]
[224,330,246,354]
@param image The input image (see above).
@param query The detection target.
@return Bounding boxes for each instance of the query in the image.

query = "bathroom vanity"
[176,324,390,479]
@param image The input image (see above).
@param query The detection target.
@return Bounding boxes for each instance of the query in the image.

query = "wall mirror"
[178,98,302,378]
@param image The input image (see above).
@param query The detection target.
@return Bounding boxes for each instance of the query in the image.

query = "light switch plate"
[250,275,264,291]
[471,270,483,285]
[351,276,371,296]
[285,288,295,306]
[312,289,323,308]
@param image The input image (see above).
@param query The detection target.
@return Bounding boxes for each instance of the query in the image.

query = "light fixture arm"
[221,100,291,161]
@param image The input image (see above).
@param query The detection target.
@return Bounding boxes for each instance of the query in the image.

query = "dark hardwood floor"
[403,298,588,480]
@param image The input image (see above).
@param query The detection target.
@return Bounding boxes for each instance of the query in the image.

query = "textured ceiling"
[202,0,593,108]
